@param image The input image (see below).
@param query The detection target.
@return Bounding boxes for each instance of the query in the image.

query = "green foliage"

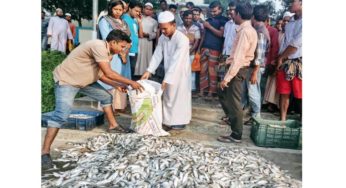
[41,51,66,112]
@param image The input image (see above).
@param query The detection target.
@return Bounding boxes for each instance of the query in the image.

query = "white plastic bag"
[127,80,169,136]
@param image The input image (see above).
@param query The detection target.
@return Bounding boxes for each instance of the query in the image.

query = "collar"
[236,20,251,32]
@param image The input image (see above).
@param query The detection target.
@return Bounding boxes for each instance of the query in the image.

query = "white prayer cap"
[158,11,175,23]
[283,11,294,18]
[65,13,71,17]
[145,2,153,8]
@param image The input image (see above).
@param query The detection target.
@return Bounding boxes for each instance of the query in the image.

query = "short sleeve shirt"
[201,15,228,52]
[177,25,201,50]
[53,40,110,88]
[122,13,139,54]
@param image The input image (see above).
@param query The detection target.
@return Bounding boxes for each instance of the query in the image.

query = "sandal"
[107,126,125,133]
[217,135,232,143]
[221,116,229,121]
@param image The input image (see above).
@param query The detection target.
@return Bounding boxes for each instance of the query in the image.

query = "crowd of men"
[41,8,76,54]
[41,0,302,168]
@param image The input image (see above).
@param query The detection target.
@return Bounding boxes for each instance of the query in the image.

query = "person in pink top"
[217,2,257,143]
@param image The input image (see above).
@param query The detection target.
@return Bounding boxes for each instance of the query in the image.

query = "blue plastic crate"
[41,108,104,131]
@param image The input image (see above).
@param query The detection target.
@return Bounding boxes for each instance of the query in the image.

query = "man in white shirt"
[141,11,191,130]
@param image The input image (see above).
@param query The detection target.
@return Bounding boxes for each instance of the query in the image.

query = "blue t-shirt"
[201,15,228,52]
[122,13,139,54]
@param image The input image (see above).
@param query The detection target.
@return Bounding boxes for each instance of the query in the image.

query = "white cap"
[158,11,175,23]
[65,13,71,17]
[283,11,294,18]
[145,2,153,8]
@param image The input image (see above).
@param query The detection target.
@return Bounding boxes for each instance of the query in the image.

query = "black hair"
[129,0,143,9]
[106,29,132,43]
[192,7,202,13]
[186,2,194,7]
[182,10,193,18]
[107,0,124,16]
[160,0,167,5]
[209,1,222,9]
[253,4,269,22]
[235,2,253,20]
[169,4,177,10]
[228,1,236,7]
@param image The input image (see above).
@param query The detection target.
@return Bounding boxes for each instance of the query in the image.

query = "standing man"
[220,1,238,82]
[168,4,183,27]
[177,10,201,92]
[122,1,144,80]
[65,13,76,54]
[262,17,280,112]
[218,1,238,124]
[41,10,50,50]
[141,11,191,130]
[135,2,158,77]
[276,0,302,121]
[186,2,195,10]
[198,1,228,100]
[65,13,76,39]
[242,4,270,125]
[41,30,144,169]
[47,8,73,54]
[217,2,257,143]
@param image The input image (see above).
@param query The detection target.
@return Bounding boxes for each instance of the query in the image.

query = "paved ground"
[42,97,302,180]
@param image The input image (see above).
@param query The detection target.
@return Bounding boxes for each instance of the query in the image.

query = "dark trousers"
[217,68,248,138]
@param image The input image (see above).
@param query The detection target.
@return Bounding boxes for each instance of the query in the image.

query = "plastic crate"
[41,108,104,131]
[250,117,302,149]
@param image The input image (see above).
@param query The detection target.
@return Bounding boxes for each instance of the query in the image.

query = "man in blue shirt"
[122,1,143,80]
[198,1,228,100]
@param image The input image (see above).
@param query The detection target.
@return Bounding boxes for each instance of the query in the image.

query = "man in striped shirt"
[242,4,270,125]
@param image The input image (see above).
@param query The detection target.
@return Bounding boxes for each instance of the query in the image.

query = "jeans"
[47,82,112,128]
[242,67,264,118]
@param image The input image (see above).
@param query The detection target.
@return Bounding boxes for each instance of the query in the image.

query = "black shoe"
[244,118,255,126]
[42,154,53,169]
[162,124,173,131]
[170,124,186,130]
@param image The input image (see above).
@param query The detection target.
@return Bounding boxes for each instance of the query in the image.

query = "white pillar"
[92,0,98,39]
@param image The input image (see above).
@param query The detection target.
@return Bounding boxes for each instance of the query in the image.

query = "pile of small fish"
[69,114,93,119]
[42,133,302,188]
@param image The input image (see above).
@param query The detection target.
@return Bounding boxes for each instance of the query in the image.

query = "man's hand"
[141,71,151,80]
[203,21,211,29]
[130,81,144,93]
[250,72,257,85]
[116,85,128,93]
[220,80,229,91]
[161,82,167,91]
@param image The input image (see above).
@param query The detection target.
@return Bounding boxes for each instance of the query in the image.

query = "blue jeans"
[47,82,112,128]
[242,67,264,118]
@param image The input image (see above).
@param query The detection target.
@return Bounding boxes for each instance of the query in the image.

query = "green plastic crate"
[250,117,302,149]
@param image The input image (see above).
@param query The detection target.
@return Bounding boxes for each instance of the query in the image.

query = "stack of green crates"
[250,117,302,149]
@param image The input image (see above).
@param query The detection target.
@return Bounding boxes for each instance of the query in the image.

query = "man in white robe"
[141,11,191,130]
[47,8,73,54]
